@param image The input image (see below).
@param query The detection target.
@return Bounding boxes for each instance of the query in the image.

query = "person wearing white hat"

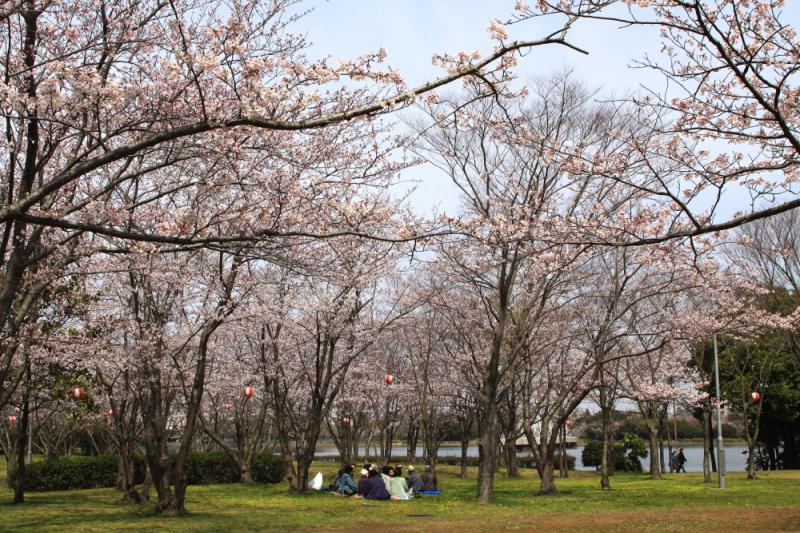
[355,468,370,498]
[406,465,423,493]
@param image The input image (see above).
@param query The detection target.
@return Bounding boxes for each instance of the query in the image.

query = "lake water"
[316,443,750,473]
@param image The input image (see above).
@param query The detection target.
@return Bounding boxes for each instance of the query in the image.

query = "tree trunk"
[648,426,661,480]
[13,399,28,504]
[117,443,140,502]
[406,422,418,463]
[292,452,313,493]
[746,439,757,480]
[599,388,612,490]
[476,401,499,503]
[460,438,469,478]
[537,455,556,494]
[559,425,568,478]
[505,441,519,477]
[282,452,299,492]
[240,462,254,484]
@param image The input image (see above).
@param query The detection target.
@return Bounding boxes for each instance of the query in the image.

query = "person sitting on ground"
[406,465,424,493]
[380,465,392,492]
[394,464,403,478]
[335,464,358,496]
[357,468,370,497]
[329,468,343,491]
[388,468,412,500]
[363,468,390,500]
[421,465,437,491]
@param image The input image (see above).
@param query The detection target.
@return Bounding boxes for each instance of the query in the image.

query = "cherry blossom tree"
[414,72,636,501]
[198,322,272,484]
[620,336,700,480]
[0,0,583,432]
[521,1,800,244]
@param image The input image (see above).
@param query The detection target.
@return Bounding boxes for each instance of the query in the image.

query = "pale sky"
[292,1,800,218]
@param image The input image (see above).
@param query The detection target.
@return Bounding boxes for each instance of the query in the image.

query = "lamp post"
[713,333,726,489]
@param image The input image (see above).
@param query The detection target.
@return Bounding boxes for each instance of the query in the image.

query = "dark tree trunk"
[537,456,556,494]
[13,399,28,504]
[599,387,612,490]
[406,422,418,463]
[460,438,469,478]
[505,441,519,477]
[648,426,661,480]
[476,401,499,503]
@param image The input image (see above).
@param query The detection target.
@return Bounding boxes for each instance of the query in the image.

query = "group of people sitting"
[328,463,438,501]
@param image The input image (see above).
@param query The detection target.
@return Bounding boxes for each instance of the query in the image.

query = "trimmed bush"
[582,433,648,473]
[252,453,285,483]
[15,452,284,491]
[14,455,146,491]
[180,452,285,484]
[181,452,239,484]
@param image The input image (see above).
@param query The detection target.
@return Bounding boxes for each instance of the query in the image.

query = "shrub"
[180,452,285,484]
[16,452,284,491]
[582,434,648,473]
[180,452,239,484]
[517,454,576,471]
[13,455,146,491]
[252,453,285,483]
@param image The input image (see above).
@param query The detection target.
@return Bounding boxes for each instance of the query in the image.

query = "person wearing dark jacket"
[677,448,687,473]
[364,469,390,500]
[336,465,358,496]
[421,465,437,491]
[357,469,370,496]
[406,465,424,493]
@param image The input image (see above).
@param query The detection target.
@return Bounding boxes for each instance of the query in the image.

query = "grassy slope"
[1,461,798,532]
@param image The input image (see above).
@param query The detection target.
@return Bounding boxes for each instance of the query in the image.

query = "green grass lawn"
[1,461,798,532]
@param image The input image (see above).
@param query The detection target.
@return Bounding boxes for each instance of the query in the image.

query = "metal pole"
[713,333,726,489]
[673,401,679,449]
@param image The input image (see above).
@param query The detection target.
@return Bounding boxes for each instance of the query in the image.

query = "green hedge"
[181,451,283,484]
[252,453,286,483]
[582,434,648,473]
[13,452,284,492]
[13,455,146,491]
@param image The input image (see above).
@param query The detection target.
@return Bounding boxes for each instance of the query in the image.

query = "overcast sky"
[291,1,800,218]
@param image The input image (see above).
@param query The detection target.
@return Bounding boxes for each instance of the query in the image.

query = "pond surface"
[315,443,750,473]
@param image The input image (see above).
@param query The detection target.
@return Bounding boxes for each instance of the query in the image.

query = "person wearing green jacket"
[388,468,412,500]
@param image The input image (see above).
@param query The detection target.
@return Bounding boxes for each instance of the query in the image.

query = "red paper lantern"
[106,408,114,417]
[7,415,16,425]
[243,386,254,398]
[750,391,761,402]
[70,387,85,400]
[224,402,233,410]
[343,416,350,424]
[384,374,393,385]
